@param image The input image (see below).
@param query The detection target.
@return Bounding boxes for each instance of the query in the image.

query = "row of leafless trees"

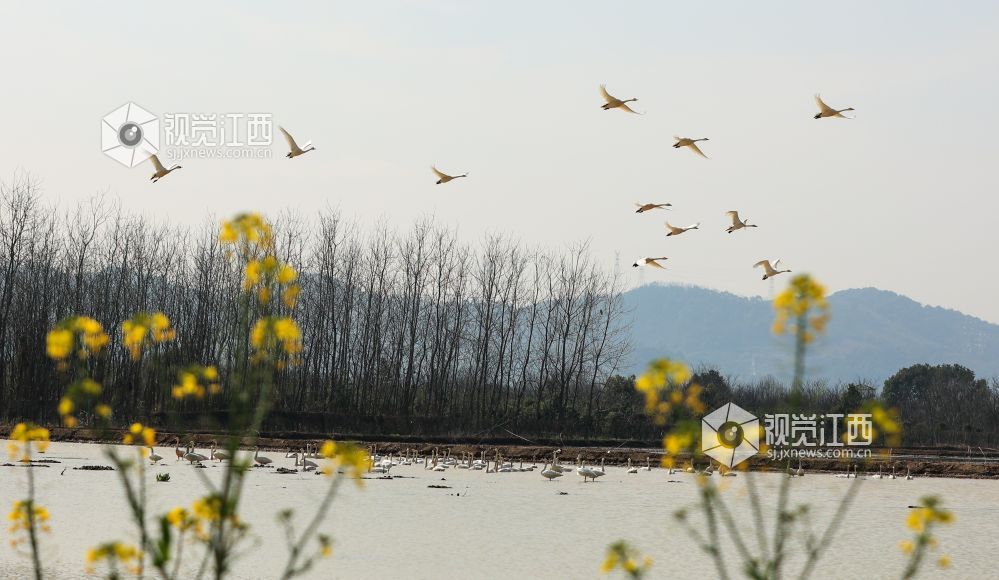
[0,176,630,436]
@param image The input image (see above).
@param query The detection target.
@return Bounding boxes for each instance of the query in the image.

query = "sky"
[1,1,998,322]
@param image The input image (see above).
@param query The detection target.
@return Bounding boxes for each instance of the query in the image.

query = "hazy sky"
[2,1,998,322]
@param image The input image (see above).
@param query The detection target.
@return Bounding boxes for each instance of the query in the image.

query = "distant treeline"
[3,177,996,447]
[0,176,629,434]
[600,365,999,447]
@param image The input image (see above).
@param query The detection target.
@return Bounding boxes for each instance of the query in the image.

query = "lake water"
[1,441,995,579]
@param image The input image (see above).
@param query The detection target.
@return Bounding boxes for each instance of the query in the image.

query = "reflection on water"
[1,441,994,579]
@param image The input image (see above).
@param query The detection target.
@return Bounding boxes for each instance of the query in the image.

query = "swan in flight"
[632,257,668,269]
[432,166,467,184]
[635,202,671,213]
[599,85,641,114]
[813,94,855,119]
[279,126,316,158]
[754,258,791,280]
[673,136,709,158]
[253,447,273,466]
[148,154,181,183]
[726,211,757,233]
[665,222,700,236]
[148,447,163,464]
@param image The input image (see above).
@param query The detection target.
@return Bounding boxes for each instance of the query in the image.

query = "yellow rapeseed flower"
[219,221,238,243]
[46,329,73,360]
[278,264,297,284]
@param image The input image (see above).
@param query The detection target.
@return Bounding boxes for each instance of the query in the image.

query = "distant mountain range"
[620,284,999,383]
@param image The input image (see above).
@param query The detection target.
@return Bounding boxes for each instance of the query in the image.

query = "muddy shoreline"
[5,425,997,480]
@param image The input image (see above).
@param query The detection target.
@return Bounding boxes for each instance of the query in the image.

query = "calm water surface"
[1,441,995,579]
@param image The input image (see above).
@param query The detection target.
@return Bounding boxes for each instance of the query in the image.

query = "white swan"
[279,126,316,158]
[673,136,709,158]
[754,259,791,281]
[726,211,757,233]
[591,458,607,480]
[599,85,641,114]
[184,442,208,464]
[432,166,467,184]
[577,461,597,482]
[632,257,668,269]
[541,461,563,481]
[148,447,163,464]
[635,202,671,213]
[148,154,181,183]
[814,94,854,119]
[626,458,638,474]
[905,468,913,481]
[644,458,653,472]
[796,460,804,478]
[210,440,230,462]
[665,222,700,237]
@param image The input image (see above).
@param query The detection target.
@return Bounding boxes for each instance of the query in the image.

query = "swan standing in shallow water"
[591,458,607,480]
[174,437,184,461]
[210,440,230,462]
[297,452,317,471]
[253,447,273,466]
[626,458,638,474]
[184,442,208,465]
[541,461,563,481]
[148,447,163,464]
